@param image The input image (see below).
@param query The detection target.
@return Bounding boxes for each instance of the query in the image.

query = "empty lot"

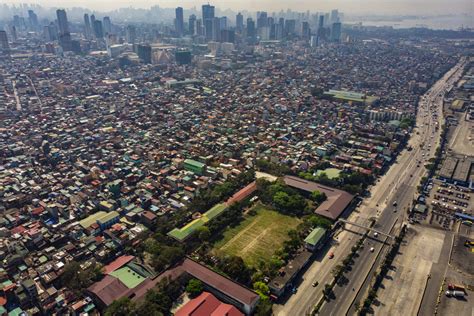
[214,204,301,266]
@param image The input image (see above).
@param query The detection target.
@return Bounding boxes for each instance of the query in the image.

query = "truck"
[448,283,466,293]
[445,290,465,298]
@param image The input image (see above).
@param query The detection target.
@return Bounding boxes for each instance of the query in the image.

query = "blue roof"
[455,212,474,221]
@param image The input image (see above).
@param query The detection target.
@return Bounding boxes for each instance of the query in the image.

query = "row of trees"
[256,179,310,216]
[105,278,182,316]
[255,159,292,176]
[358,226,407,315]
[188,170,255,214]
[299,170,374,195]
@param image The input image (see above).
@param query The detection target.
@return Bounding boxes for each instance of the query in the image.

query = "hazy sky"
[2,0,473,15]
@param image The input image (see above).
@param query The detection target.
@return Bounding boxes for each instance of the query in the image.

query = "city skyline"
[1,0,473,15]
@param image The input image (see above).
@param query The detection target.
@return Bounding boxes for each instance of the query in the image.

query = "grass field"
[214,204,301,267]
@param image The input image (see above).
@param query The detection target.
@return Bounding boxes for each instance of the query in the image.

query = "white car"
[370,247,375,252]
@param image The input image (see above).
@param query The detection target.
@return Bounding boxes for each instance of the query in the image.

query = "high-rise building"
[56,9,69,35]
[330,9,339,23]
[257,11,268,29]
[93,20,104,39]
[56,9,72,51]
[175,50,192,65]
[246,18,256,44]
[196,19,203,36]
[126,25,136,44]
[189,14,196,35]
[28,10,39,31]
[84,14,92,39]
[0,31,9,50]
[202,4,215,40]
[285,19,296,37]
[103,16,112,35]
[302,21,311,40]
[212,17,221,41]
[236,13,244,33]
[137,44,151,64]
[175,7,184,37]
[221,29,235,43]
[330,22,342,42]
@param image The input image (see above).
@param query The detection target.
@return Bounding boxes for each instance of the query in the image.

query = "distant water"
[346,15,474,30]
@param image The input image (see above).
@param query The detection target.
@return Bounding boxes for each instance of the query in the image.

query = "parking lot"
[422,179,473,231]
[437,233,474,316]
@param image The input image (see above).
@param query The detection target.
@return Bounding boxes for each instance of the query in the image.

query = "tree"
[308,215,332,229]
[134,301,163,316]
[254,298,273,316]
[218,255,252,285]
[186,279,204,298]
[105,297,136,316]
[145,289,172,313]
[311,190,327,204]
[197,226,211,242]
[273,191,291,211]
[253,281,270,299]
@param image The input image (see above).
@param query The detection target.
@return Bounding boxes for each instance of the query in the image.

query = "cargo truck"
[445,290,465,298]
[448,284,466,293]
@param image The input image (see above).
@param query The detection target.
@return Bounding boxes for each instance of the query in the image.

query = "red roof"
[103,255,135,274]
[226,181,257,206]
[87,275,129,306]
[175,292,243,316]
[142,211,157,221]
[181,259,259,307]
[11,225,26,235]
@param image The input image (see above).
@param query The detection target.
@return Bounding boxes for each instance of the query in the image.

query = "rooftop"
[284,176,354,220]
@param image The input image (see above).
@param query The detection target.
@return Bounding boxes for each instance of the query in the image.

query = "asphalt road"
[274,59,466,316]
[318,59,466,316]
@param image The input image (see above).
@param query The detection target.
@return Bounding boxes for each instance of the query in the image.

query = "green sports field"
[214,204,301,267]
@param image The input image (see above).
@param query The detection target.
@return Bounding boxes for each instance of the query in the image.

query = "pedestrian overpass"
[336,218,395,239]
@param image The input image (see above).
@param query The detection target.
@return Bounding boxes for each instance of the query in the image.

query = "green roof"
[205,203,228,220]
[324,89,378,104]
[304,227,327,246]
[109,266,146,289]
[79,211,107,228]
[79,211,119,228]
[167,203,228,241]
[97,211,119,224]
[315,168,341,180]
[8,308,24,316]
[184,159,205,168]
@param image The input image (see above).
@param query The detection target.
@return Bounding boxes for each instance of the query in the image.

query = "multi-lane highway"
[274,58,466,316]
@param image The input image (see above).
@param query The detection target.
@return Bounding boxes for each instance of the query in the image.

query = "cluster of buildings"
[0,4,466,316]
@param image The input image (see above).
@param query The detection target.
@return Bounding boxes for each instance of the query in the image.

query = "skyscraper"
[175,7,184,37]
[330,22,342,42]
[84,14,92,39]
[257,11,268,29]
[246,18,256,44]
[103,17,112,35]
[28,10,38,31]
[330,9,339,23]
[0,31,9,50]
[236,13,244,33]
[212,17,221,41]
[189,14,196,35]
[56,9,69,35]
[93,20,104,39]
[202,4,215,40]
[126,25,136,43]
[56,9,72,51]
[302,21,311,40]
[137,44,151,64]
